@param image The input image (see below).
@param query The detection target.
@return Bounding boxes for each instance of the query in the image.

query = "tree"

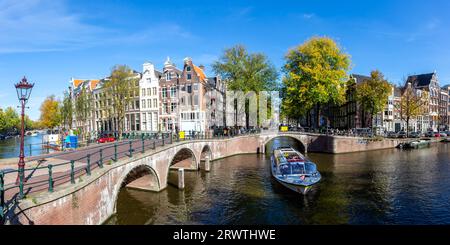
[396,83,428,136]
[39,95,61,129]
[103,65,139,138]
[74,86,92,139]
[355,70,392,128]
[4,107,20,133]
[212,45,278,127]
[282,37,351,128]
[61,90,73,130]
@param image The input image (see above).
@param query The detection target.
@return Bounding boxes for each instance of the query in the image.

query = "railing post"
[170,133,173,144]
[162,134,165,146]
[153,141,156,150]
[141,138,145,153]
[70,160,75,184]
[99,149,104,168]
[129,141,133,158]
[48,165,53,192]
[86,154,91,176]
[114,143,118,162]
[0,171,4,221]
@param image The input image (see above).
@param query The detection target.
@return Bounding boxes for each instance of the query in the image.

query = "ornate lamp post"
[15,77,34,197]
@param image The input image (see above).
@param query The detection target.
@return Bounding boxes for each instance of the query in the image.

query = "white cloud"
[302,13,315,20]
[0,0,196,54]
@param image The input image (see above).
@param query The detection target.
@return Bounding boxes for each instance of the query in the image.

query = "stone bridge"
[4,132,402,225]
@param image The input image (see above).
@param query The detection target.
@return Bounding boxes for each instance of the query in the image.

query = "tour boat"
[271,147,321,195]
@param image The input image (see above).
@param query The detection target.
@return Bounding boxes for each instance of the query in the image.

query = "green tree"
[74,86,91,139]
[282,37,351,128]
[397,83,428,137]
[61,91,73,130]
[212,45,278,127]
[39,95,61,129]
[355,70,392,128]
[103,65,139,137]
[4,107,21,133]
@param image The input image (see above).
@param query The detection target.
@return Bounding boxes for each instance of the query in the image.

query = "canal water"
[0,134,50,159]
[107,137,450,225]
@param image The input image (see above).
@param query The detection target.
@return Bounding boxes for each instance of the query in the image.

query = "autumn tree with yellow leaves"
[39,95,61,129]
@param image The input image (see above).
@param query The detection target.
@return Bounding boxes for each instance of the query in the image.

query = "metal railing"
[0,129,263,222]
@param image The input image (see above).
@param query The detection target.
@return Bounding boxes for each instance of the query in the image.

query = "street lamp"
[14,76,34,196]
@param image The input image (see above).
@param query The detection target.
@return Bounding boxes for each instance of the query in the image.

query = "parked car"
[397,131,407,138]
[439,132,448,137]
[409,132,421,138]
[425,131,435,137]
[386,131,398,138]
[97,134,116,143]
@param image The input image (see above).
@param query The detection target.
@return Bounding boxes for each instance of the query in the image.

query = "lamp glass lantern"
[15,77,34,102]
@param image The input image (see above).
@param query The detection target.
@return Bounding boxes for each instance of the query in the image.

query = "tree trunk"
[316,104,321,129]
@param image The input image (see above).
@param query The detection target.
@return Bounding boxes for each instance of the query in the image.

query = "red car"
[97,135,115,143]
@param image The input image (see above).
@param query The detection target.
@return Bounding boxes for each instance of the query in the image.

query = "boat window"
[291,163,305,175]
[279,164,291,175]
[305,162,317,174]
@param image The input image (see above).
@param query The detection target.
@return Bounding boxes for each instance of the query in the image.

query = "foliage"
[282,37,351,127]
[103,65,139,136]
[212,45,278,127]
[396,84,428,136]
[39,95,61,129]
[355,70,392,128]
[0,107,20,133]
[61,91,73,130]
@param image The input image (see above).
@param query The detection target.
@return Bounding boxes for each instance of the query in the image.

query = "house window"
[181,97,185,105]
[193,95,199,106]
[187,85,192,93]
[193,84,198,91]
[147,99,151,108]
[166,72,171,81]
[181,85,185,91]
[187,74,192,80]
[142,100,146,109]
[162,88,167,98]
[186,66,191,71]
[142,88,146,96]
[147,88,151,95]
[171,102,177,112]
[135,100,140,109]
[170,87,176,97]
[153,99,157,108]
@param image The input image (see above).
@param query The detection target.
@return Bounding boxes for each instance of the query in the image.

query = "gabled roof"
[193,65,206,81]
[351,74,371,84]
[406,73,434,87]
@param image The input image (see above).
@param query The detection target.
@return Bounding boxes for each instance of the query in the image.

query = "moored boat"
[403,139,431,149]
[271,147,321,195]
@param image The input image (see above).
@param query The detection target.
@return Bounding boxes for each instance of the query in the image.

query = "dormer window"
[186,66,191,71]
[166,72,171,81]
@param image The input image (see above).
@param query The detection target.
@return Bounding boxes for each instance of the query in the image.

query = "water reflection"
[107,138,450,225]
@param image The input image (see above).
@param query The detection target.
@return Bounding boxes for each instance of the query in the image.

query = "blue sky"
[1,0,450,120]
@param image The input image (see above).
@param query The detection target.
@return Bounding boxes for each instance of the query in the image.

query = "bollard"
[99,149,104,168]
[178,168,185,190]
[114,143,118,162]
[170,133,173,144]
[142,138,145,153]
[204,156,211,172]
[153,141,156,150]
[48,165,53,192]
[162,135,165,146]
[86,154,91,176]
[70,160,75,184]
[129,141,133,157]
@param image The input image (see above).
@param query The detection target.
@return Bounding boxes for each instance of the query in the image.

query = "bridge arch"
[263,135,307,154]
[112,164,161,213]
[169,147,199,170]
[200,145,212,161]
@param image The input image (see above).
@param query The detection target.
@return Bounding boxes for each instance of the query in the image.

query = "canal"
[106,137,447,224]
[0,134,51,159]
